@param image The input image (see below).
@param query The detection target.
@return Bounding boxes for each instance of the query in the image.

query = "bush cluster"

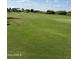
[7,8,71,15]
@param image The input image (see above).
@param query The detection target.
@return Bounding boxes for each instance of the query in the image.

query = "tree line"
[7,8,71,15]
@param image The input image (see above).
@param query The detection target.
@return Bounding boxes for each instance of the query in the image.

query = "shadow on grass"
[7,17,20,19]
[7,17,21,26]
[7,23,10,25]
[7,21,10,26]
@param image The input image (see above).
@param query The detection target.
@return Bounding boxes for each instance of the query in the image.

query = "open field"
[7,12,71,59]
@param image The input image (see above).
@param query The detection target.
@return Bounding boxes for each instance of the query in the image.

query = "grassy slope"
[8,12,71,59]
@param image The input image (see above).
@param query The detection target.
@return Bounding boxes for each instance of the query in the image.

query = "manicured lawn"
[7,12,71,59]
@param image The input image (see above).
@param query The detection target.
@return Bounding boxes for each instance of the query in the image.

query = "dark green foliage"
[33,10,40,13]
[47,10,55,14]
[67,11,71,16]
[11,8,21,12]
[7,8,69,16]
[7,8,22,12]
[11,8,18,12]
[68,11,71,13]
[25,9,31,13]
[56,11,67,15]
[31,9,34,12]
[7,8,12,12]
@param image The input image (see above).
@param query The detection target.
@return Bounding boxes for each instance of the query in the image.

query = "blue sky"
[7,0,71,11]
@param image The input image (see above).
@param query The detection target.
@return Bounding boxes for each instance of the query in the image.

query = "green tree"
[56,11,67,15]
[7,8,12,12]
[47,10,55,14]
[25,9,30,13]
[31,9,34,12]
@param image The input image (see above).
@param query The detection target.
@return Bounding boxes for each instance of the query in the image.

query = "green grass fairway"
[7,12,71,59]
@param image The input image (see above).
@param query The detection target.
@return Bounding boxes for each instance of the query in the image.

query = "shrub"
[47,10,55,14]
[56,11,67,15]
[7,8,12,12]
[25,9,30,13]
[67,11,71,16]
[33,10,40,13]
[31,9,34,12]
